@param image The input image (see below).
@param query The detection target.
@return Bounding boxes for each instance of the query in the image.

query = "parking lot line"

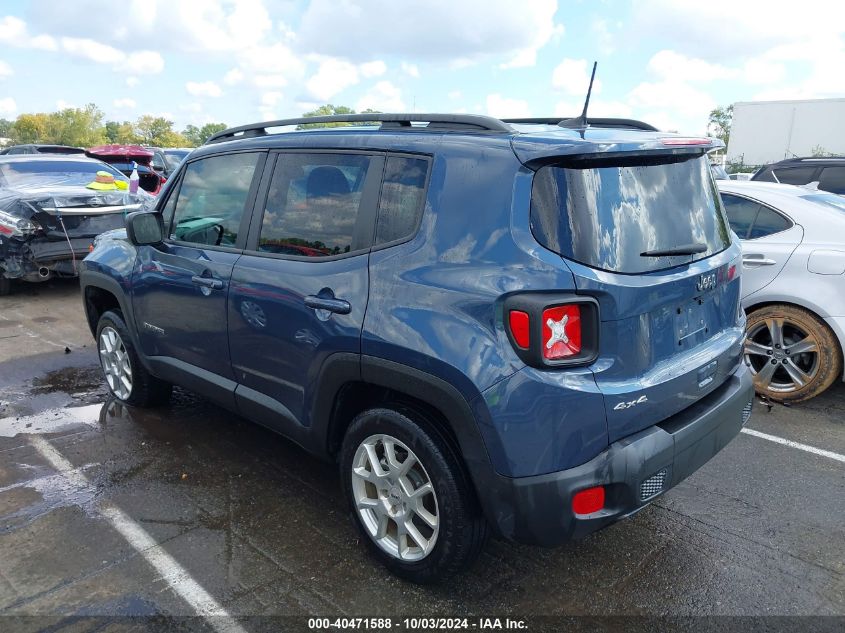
[741,427,845,463]
[28,435,249,633]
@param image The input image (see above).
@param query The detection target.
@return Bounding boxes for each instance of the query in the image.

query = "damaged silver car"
[0,155,154,295]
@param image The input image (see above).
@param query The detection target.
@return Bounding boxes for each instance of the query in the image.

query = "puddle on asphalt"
[0,403,104,437]
[31,366,105,395]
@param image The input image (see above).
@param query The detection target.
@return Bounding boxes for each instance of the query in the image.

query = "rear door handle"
[304,295,351,315]
[742,255,777,266]
[191,275,224,290]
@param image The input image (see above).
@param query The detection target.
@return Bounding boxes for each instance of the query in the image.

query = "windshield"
[531,154,732,274]
[802,193,845,212]
[0,160,127,187]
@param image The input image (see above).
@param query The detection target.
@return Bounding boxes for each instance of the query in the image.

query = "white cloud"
[113,98,136,109]
[486,94,530,118]
[360,60,387,78]
[628,81,716,134]
[552,58,602,96]
[448,90,462,100]
[357,81,405,112]
[647,50,738,82]
[253,74,288,89]
[297,0,564,67]
[186,81,223,98]
[126,76,140,87]
[0,60,12,79]
[307,58,359,101]
[401,62,420,78]
[124,51,164,75]
[0,96,16,116]
[591,19,614,55]
[55,99,75,110]
[261,91,284,107]
[60,37,123,63]
[0,16,26,44]
[224,68,244,85]
[30,34,57,50]
[554,99,632,119]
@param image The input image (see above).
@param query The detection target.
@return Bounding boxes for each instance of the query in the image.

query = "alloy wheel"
[99,326,133,400]
[351,434,439,562]
[744,316,820,394]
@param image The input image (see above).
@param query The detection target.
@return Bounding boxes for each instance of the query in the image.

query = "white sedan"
[718,181,845,402]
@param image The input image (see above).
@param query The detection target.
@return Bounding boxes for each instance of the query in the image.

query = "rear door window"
[258,153,375,257]
[771,166,817,185]
[721,193,761,239]
[818,166,845,194]
[748,206,792,239]
[530,154,731,273]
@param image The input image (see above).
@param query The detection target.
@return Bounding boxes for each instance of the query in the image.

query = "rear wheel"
[744,304,841,402]
[96,310,172,407]
[340,407,488,583]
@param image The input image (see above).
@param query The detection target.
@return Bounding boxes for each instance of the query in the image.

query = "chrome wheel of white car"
[99,326,133,400]
[351,433,439,562]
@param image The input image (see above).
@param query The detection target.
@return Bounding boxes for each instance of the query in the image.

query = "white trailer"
[726,98,845,166]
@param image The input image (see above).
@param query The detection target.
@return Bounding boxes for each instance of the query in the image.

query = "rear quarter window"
[530,154,732,274]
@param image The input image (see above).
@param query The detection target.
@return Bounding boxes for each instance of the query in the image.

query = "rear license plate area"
[675,298,709,349]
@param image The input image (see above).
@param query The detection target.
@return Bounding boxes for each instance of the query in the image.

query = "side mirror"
[126,211,164,246]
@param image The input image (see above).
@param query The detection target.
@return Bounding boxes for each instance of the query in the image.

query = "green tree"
[10,113,51,144]
[0,118,12,138]
[707,105,733,147]
[811,144,834,157]
[135,115,175,146]
[183,122,227,146]
[49,103,106,146]
[299,104,358,128]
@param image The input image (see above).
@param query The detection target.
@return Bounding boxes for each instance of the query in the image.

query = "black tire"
[745,304,842,403]
[95,309,172,407]
[339,407,488,583]
[0,275,11,296]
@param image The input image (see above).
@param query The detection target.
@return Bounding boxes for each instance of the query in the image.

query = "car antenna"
[559,61,597,130]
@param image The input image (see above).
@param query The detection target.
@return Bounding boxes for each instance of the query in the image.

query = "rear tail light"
[504,295,599,368]
[542,305,582,360]
[572,485,605,515]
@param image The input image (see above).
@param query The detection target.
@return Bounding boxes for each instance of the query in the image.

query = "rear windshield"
[530,154,731,274]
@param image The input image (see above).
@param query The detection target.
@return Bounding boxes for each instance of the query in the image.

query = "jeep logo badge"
[697,272,717,292]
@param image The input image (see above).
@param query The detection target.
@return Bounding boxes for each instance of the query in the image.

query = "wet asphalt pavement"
[0,280,843,631]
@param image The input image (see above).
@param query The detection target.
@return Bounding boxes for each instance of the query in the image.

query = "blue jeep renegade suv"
[80,113,754,583]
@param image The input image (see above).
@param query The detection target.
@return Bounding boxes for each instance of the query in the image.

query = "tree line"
[0,103,382,150]
[0,104,227,148]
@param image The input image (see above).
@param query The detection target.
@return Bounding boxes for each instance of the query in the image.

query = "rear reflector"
[508,310,530,349]
[572,486,605,515]
[542,305,582,360]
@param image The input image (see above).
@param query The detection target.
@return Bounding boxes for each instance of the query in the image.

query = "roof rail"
[205,113,514,144]
[502,117,659,132]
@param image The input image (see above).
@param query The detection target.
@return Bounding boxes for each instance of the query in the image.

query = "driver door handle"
[304,295,351,315]
[191,275,224,290]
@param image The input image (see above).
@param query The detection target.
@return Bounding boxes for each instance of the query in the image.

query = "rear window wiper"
[640,243,707,257]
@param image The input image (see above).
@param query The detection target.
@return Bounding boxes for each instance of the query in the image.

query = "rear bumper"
[0,237,92,279]
[483,363,753,546]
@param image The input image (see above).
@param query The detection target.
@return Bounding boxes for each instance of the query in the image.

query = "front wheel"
[96,310,172,407]
[340,407,488,583]
[744,304,842,402]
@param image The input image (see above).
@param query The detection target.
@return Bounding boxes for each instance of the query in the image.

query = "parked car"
[80,113,752,582]
[147,147,192,179]
[751,156,845,194]
[0,155,153,295]
[0,144,85,155]
[719,180,845,401]
[729,172,754,181]
[85,144,164,195]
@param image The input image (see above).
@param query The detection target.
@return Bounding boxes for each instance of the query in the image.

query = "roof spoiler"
[502,117,659,132]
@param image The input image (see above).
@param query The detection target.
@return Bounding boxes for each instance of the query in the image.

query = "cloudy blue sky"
[0,0,843,135]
